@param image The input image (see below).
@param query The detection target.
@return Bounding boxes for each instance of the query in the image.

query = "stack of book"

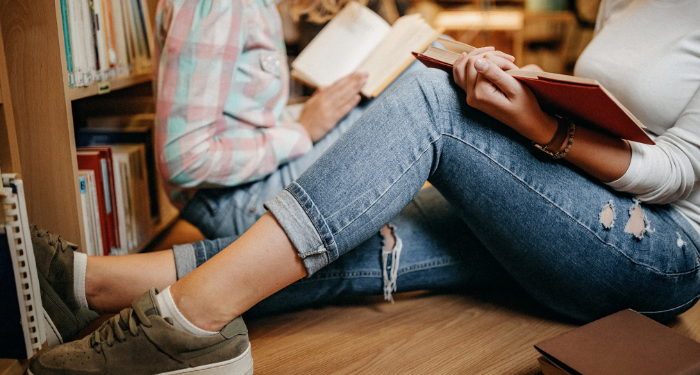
[75,112,172,256]
[59,0,154,88]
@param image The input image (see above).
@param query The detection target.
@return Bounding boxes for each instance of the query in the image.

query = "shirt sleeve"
[606,86,700,204]
[154,0,312,190]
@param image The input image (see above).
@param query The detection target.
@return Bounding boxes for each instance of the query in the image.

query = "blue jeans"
[265,68,700,322]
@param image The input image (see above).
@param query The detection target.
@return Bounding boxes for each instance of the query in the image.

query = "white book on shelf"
[110,0,130,75]
[101,0,118,68]
[1,175,47,358]
[67,0,87,86]
[81,0,97,85]
[78,173,96,256]
[80,170,104,257]
[109,154,129,255]
[92,0,110,78]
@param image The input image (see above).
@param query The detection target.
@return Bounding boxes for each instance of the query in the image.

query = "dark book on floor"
[413,39,655,146]
[534,309,700,375]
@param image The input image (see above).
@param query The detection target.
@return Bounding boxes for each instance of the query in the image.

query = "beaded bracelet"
[533,116,576,159]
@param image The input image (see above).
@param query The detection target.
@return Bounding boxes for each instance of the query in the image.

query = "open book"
[413,39,654,145]
[291,2,441,98]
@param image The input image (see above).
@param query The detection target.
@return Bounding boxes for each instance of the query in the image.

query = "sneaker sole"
[160,343,253,375]
[43,308,63,347]
[29,342,254,375]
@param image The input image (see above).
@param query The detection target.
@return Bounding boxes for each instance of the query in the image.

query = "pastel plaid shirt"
[154,0,312,207]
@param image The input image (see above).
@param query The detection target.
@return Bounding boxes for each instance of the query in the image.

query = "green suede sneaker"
[28,288,254,375]
[31,224,99,346]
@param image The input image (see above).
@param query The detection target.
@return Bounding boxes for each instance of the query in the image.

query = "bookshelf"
[0,0,173,255]
[0,0,173,366]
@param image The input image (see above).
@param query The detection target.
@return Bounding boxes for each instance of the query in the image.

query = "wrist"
[530,114,560,146]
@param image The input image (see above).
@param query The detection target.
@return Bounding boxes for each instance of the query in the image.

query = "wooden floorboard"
[246,291,700,374]
[70,220,700,374]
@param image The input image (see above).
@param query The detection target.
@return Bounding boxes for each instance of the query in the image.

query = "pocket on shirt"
[259,51,282,77]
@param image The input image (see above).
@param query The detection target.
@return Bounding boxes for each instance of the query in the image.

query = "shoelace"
[32,225,69,252]
[90,305,152,353]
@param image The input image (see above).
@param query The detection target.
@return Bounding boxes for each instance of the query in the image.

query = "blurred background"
[281,0,602,98]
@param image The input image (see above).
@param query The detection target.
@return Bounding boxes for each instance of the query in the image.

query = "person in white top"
[29,1,700,374]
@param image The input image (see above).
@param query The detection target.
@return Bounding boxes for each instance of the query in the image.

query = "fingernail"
[475,59,489,72]
[456,53,466,63]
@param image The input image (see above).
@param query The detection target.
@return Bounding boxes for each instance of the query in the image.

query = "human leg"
[266,68,700,322]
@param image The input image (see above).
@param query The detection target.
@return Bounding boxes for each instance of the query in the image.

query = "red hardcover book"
[77,147,119,254]
[412,40,654,145]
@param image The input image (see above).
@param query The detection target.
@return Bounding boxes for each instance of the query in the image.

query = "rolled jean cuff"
[264,187,331,276]
[172,243,200,280]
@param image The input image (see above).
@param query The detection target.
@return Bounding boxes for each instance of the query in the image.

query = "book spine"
[2,178,46,357]
[59,0,75,88]
[109,0,129,75]
[92,0,109,80]
[81,0,97,85]
[87,173,104,256]
[102,0,118,71]
[67,0,86,87]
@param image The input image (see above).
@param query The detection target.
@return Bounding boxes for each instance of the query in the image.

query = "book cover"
[413,41,654,145]
[535,309,700,375]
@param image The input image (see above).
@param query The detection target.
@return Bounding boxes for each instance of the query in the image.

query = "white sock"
[155,287,218,337]
[73,252,89,309]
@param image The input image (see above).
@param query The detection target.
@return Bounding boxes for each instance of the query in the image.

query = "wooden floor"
[148,220,700,375]
[5,220,698,375]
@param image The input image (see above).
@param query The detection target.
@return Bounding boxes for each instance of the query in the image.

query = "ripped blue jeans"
[265,68,700,322]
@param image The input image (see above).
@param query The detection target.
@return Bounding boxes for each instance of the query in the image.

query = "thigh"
[286,68,700,321]
[430,106,700,322]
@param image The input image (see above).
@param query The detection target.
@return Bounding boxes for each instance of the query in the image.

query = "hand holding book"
[414,39,653,182]
[451,47,559,146]
[298,72,367,143]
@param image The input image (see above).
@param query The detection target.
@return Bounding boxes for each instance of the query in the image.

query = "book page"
[291,2,390,87]
[356,14,439,97]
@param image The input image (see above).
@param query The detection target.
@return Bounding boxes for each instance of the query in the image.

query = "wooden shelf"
[66,72,152,101]
[131,208,179,255]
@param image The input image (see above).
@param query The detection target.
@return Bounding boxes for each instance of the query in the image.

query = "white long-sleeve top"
[574,0,700,232]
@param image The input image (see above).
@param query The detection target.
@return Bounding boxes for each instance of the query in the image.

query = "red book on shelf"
[412,39,654,145]
[77,148,119,255]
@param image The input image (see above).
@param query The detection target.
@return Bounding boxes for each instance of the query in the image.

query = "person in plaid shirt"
[154,0,369,239]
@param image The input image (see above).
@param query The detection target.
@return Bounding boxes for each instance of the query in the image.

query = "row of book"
[77,144,151,256]
[75,113,169,256]
[59,0,154,88]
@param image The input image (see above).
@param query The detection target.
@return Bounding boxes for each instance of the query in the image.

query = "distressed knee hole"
[600,201,615,230]
[380,224,402,303]
[677,232,687,248]
[625,198,654,240]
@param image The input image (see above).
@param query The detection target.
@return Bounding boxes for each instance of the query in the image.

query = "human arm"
[298,72,367,142]
[452,51,632,183]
